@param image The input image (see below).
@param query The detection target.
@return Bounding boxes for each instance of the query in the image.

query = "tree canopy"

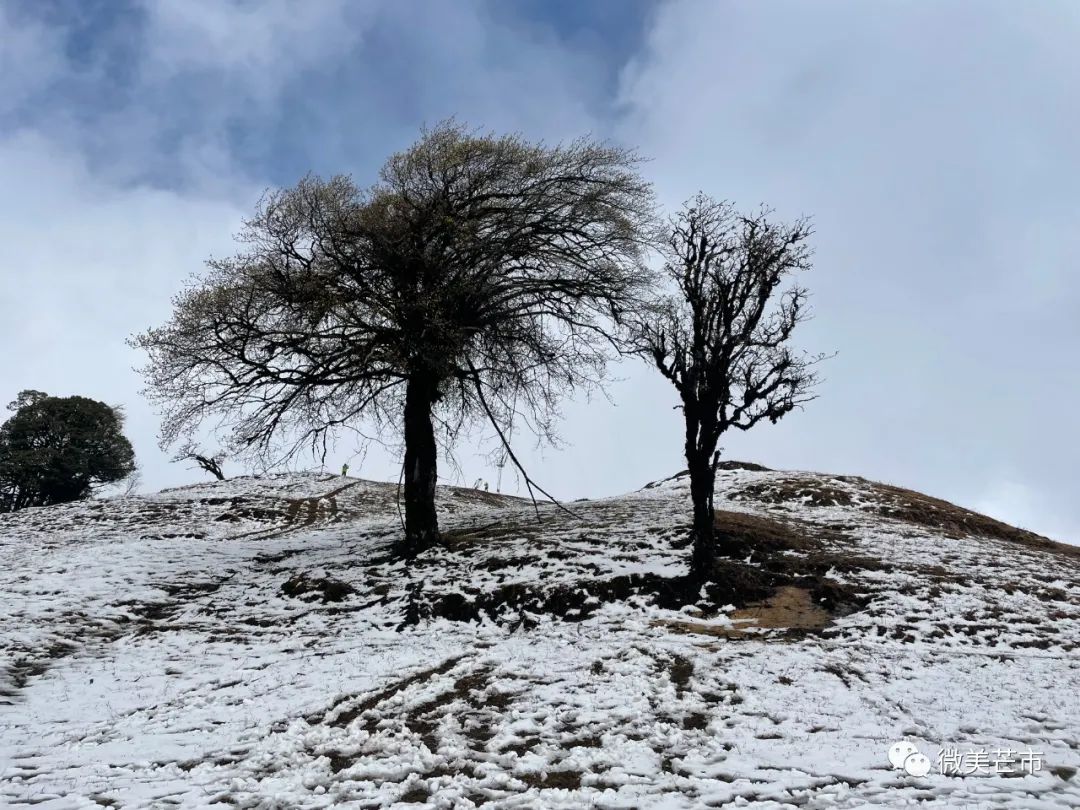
[0,390,137,512]
[133,122,655,553]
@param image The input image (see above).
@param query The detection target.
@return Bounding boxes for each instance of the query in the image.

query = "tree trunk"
[401,373,440,556]
[687,453,717,581]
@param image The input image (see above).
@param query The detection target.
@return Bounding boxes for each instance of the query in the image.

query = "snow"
[1,468,1077,808]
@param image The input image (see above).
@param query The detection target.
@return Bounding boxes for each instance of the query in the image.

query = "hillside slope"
[0,467,1077,808]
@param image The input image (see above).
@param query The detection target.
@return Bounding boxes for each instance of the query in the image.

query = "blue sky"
[2,0,1079,543]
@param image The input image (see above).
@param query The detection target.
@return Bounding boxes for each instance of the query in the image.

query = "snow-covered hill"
[1,467,1077,808]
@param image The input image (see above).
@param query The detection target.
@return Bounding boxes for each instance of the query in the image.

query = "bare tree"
[173,442,226,481]
[635,194,826,577]
[119,469,143,498]
[132,122,654,555]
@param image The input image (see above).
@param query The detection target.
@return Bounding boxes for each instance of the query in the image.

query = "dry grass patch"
[713,508,820,552]
[733,472,1078,563]
[865,480,1079,560]
[731,477,854,508]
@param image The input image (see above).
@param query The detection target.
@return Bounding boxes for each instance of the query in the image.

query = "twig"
[465,360,582,522]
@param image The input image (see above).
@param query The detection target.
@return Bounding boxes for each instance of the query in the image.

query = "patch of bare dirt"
[732,585,832,631]
[658,586,833,638]
[668,655,694,697]
[407,508,872,631]
[516,769,584,790]
[401,572,696,630]
[279,572,355,603]
[0,640,78,703]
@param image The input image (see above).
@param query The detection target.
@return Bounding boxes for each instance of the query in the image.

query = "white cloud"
[136,0,375,97]
[0,130,253,490]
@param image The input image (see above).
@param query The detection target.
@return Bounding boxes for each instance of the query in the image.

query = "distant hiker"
[341,463,349,477]
[484,482,489,491]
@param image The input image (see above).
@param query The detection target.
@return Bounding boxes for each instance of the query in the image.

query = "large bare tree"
[635,194,825,577]
[132,123,654,555]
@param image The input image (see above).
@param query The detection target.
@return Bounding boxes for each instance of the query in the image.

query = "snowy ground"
[1,467,1077,808]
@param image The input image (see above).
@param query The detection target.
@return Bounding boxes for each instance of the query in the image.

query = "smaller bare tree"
[119,469,143,498]
[174,442,226,481]
[635,194,826,578]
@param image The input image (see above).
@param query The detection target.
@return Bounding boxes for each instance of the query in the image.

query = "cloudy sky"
[2,0,1077,542]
